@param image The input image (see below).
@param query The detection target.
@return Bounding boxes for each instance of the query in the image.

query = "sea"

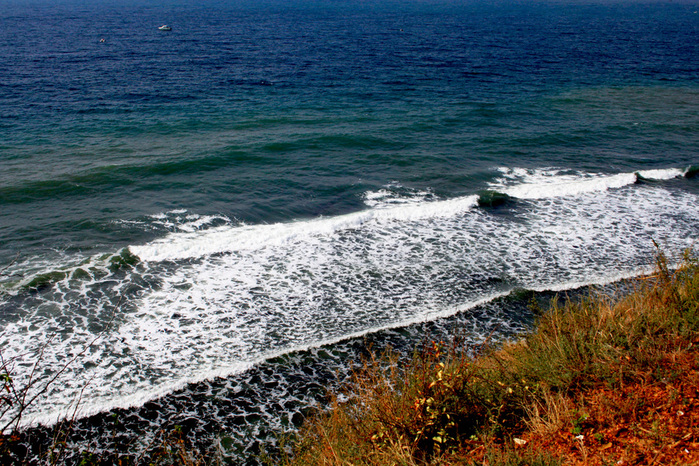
[1,0,698,462]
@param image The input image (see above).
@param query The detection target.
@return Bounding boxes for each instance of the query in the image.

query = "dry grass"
[2,251,698,464]
[286,250,699,465]
[524,387,576,438]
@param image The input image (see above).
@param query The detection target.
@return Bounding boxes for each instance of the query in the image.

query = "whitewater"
[0,166,696,432]
[1,1,698,461]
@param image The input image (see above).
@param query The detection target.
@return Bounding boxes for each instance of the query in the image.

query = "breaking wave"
[1,166,697,430]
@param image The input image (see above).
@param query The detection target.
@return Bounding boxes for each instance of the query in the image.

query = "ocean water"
[1,0,698,461]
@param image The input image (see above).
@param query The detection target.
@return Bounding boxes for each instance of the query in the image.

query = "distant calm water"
[1,0,698,461]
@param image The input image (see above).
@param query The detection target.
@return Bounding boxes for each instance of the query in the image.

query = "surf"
[1,167,697,433]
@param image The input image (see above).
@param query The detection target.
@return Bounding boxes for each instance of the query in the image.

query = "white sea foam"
[639,168,685,180]
[2,167,698,429]
[492,167,683,199]
[112,211,231,235]
[131,195,479,262]
[20,291,509,429]
[503,172,636,199]
[363,184,434,208]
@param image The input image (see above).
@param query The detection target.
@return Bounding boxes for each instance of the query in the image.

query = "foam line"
[639,168,685,180]
[14,262,664,430]
[132,167,686,263]
[496,168,683,200]
[21,361,255,430]
[131,195,480,262]
[3,166,698,434]
[502,172,634,199]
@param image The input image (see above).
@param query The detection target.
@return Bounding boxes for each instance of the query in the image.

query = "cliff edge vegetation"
[1,251,697,465]
[286,251,699,466]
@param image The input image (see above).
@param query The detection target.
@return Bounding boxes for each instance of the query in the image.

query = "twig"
[1,296,121,433]
[0,253,20,277]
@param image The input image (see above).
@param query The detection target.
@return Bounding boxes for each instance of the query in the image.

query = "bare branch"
[1,296,121,433]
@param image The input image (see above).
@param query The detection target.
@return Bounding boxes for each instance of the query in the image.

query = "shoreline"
[0,264,677,464]
[286,251,699,465]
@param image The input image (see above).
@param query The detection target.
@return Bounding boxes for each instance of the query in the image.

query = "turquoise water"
[1,0,698,461]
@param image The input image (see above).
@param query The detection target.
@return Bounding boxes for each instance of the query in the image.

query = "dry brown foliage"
[287,251,699,466]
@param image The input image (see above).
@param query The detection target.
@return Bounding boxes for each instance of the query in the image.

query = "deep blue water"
[1,0,698,461]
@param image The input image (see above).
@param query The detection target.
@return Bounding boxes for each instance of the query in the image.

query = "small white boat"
[158,25,172,31]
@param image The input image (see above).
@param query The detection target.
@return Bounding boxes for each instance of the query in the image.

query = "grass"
[2,250,698,464]
[286,250,699,465]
